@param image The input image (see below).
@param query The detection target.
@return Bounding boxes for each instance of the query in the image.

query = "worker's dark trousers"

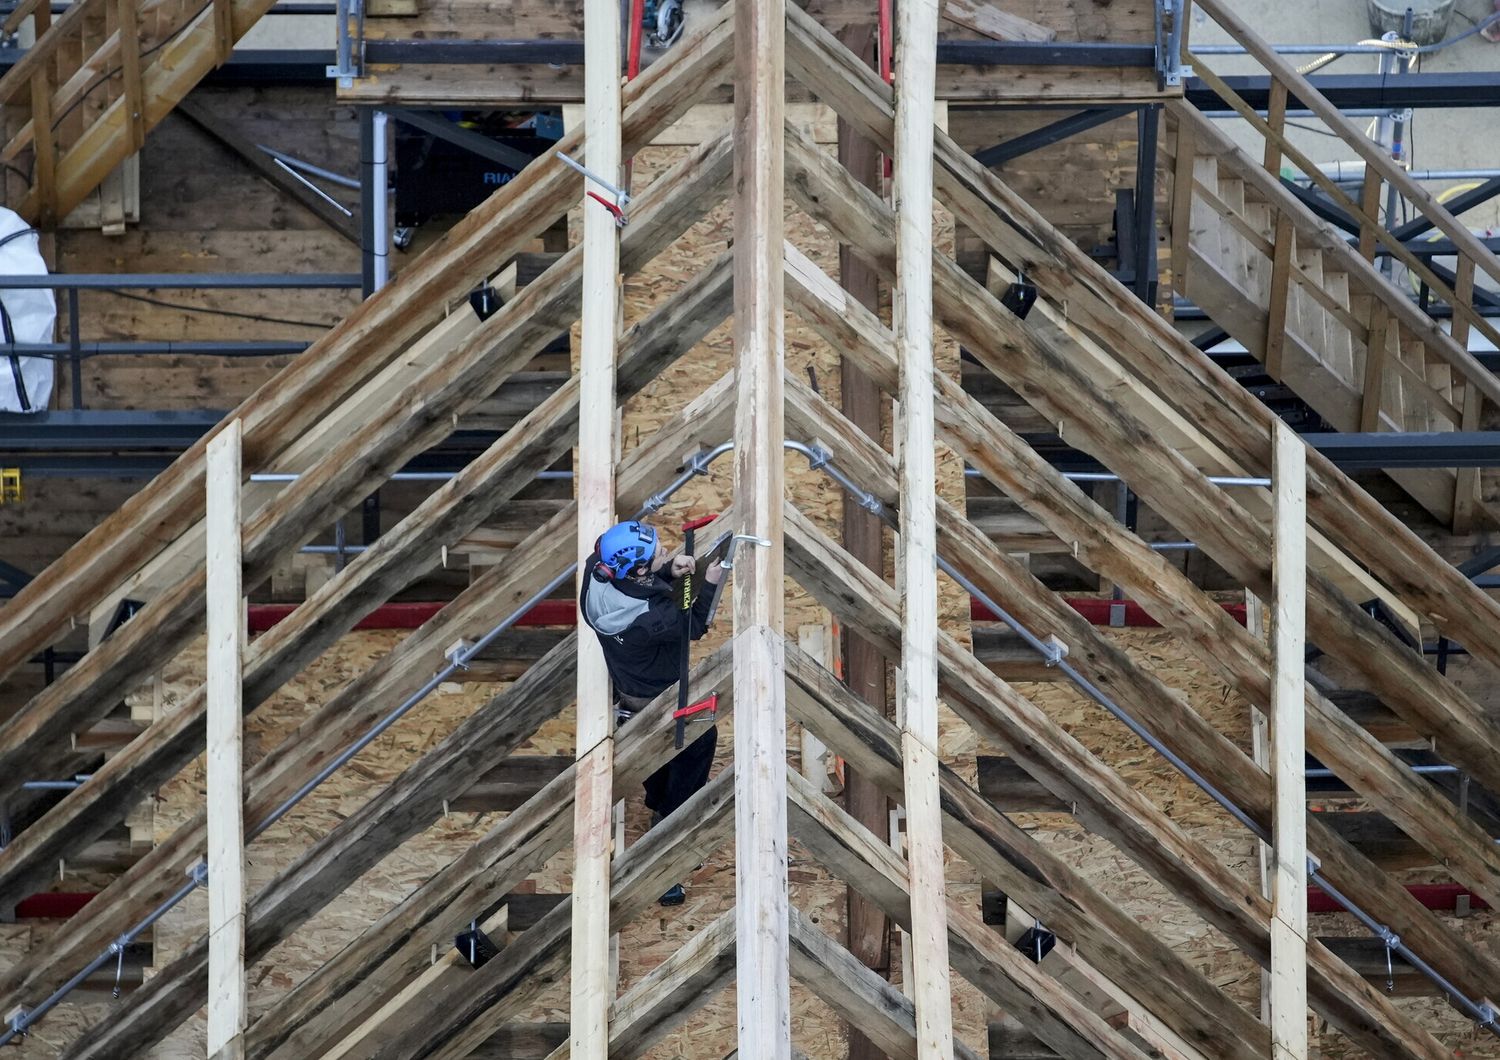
[617,693,718,820]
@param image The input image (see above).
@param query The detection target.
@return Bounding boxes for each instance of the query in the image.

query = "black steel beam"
[364,39,585,65]
[389,109,537,174]
[1389,177,1500,242]
[1303,431,1500,469]
[1132,104,1160,306]
[1458,545,1500,578]
[973,106,1134,168]
[1280,177,1359,234]
[0,559,33,593]
[0,273,358,289]
[938,40,1155,66]
[1188,71,1500,111]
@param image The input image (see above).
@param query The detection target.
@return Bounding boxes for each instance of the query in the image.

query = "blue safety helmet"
[596,520,658,579]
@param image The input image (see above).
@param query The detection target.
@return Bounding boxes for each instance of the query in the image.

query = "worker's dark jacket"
[578,553,714,699]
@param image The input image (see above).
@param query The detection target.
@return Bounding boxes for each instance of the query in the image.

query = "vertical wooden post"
[570,0,622,1047]
[834,28,894,1060]
[206,419,246,1060]
[733,0,789,1050]
[115,0,145,153]
[30,68,56,227]
[1270,420,1307,1060]
[1168,116,1195,300]
[1357,167,1383,263]
[893,0,953,1051]
[1359,305,1389,433]
[1261,81,1293,381]
[1451,256,1481,533]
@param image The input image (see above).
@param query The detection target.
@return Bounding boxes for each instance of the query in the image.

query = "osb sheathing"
[13,139,1499,1060]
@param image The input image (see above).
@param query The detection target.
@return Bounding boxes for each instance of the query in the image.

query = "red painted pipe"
[971,598,1248,629]
[1309,884,1488,914]
[15,892,95,918]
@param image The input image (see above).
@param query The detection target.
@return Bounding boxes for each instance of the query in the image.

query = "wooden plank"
[1263,214,1293,381]
[781,101,1500,811]
[732,0,789,1050]
[205,419,246,1059]
[213,0,234,63]
[1269,421,1307,1060]
[244,646,733,1060]
[1451,256,1481,532]
[787,771,1147,1060]
[30,70,56,226]
[1168,116,1195,295]
[787,904,986,1060]
[174,99,357,243]
[939,0,1054,43]
[782,510,1450,1060]
[570,0,622,1047]
[1358,305,1389,433]
[0,0,732,691]
[0,366,736,1030]
[831,41,893,1057]
[115,0,144,153]
[787,643,1270,1060]
[891,0,951,1050]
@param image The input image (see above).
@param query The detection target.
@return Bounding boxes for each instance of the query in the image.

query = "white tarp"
[0,207,56,413]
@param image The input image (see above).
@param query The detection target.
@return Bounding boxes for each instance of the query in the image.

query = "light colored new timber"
[731,0,790,1051]
[570,0,622,1047]
[1270,421,1307,1060]
[205,420,247,1059]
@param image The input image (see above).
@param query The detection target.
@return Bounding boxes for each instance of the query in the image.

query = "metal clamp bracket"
[720,534,773,571]
[558,152,630,224]
[445,638,475,671]
[188,861,209,887]
[1039,635,1068,668]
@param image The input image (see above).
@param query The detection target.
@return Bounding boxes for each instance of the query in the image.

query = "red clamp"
[681,514,718,533]
[673,692,718,722]
[586,191,627,227]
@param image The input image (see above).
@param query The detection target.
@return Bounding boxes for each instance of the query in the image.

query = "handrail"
[1181,0,1500,528]
[1191,0,1500,290]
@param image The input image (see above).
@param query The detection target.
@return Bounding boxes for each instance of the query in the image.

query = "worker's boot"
[650,812,687,906]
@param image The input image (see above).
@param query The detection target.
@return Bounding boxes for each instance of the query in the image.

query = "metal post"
[359,108,385,298]
[1133,104,1161,306]
[67,289,81,409]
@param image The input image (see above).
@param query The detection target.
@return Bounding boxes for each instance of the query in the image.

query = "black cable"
[0,226,37,249]
[95,288,339,329]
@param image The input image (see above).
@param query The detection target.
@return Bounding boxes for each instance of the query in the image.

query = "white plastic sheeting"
[0,207,56,413]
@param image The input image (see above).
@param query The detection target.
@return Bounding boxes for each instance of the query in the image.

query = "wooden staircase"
[1169,0,1500,533]
[0,0,278,225]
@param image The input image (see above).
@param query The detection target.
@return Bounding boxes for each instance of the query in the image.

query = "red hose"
[878,0,893,83]
[626,0,646,81]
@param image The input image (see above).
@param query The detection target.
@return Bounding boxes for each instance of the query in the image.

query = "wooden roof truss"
[1,2,1499,1057]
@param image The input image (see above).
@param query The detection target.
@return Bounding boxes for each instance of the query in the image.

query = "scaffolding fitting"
[558,152,630,224]
[1040,634,1068,668]
[444,638,475,671]
[188,861,209,887]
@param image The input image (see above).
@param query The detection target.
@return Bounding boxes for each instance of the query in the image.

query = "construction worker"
[579,519,724,905]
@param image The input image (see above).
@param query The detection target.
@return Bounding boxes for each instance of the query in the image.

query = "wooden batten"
[205,419,247,1060]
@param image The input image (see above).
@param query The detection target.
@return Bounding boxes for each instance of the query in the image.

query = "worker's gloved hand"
[669,554,696,578]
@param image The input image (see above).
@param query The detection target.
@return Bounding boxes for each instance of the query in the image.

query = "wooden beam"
[545,908,737,1059]
[0,371,737,1033]
[938,0,1054,43]
[780,110,1500,827]
[114,0,144,153]
[831,30,893,1053]
[783,240,1500,1020]
[782,508,1450,1060]
[205,419,246,1060]
[787,905,986,1060]
[175,99,358,243]
[787,771,1147,1060]
[0,128,735,863]
[890,0,951,1047]
[0,0,732,691]
[1270,421,1307,1060]
[571,0,623,1046]
[785,643,1267,1060]
[732,0,789,1049]
[789,11,1500,674]
[245,646,734,1060]
[364,767,737,1060]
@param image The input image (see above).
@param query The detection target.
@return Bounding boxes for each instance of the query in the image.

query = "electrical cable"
[92,288,340,330]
